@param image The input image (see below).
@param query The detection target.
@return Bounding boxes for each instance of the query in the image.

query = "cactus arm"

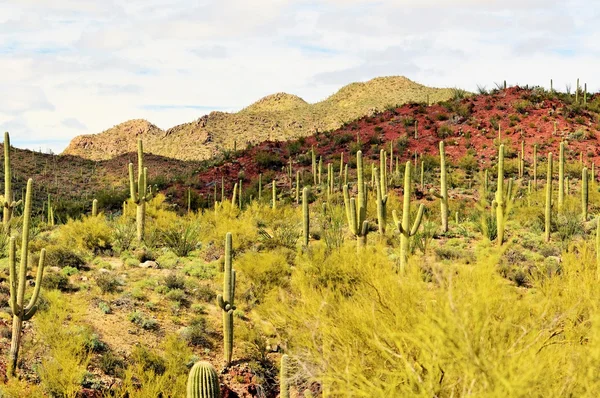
[231,183,238,208]
[3,132,11,226]
[128,163,137,202]
[410,204,425,236]
[349,198,358,236]
[357,151,366,226]
[23,249,45,316]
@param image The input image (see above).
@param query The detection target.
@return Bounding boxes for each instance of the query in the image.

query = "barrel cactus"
[186,361,220,398]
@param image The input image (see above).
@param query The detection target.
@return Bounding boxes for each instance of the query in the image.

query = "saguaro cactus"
[582,167,588,221]
[311,147,317,185]
[8,179,46,377]
[545,153,553,242]
[92,198,98,217]
[217,233,236,367]
[431,141,449,232]
[186,361,220,398]
[47,194,54,227]
[3,132,21,230]
[495,145,515,246]
[558,141,565,211]
[343,151,369,248]
[302,188,309,247]
[272,180,277,209]
[393,161,425,272]
[128,139,153,241]
[374,166,387,235]
[231,183,238,208]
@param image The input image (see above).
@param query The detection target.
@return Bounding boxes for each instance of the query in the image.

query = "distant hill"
[62,76,457,161]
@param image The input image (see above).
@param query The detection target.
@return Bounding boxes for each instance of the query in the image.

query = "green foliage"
[57,215,112,255]
[236,249,292,306]
[128,310,159,331]
[95,272,121,294]
[161,218,200,256]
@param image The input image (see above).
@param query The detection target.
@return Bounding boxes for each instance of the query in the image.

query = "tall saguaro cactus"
[186,361,220,398]
[495,144,515,246]
[431,141,449,232]
[8,179,46,377]
[393,161,425,272]
[545,153,553,242]
[128,139,153,242]
[343,151,368,249]
[558,141,565,211]
[302,187,309,247]
[217,233,236,367]
[92,198,98,217]
[374,166,387,235]
[3,132,21,230]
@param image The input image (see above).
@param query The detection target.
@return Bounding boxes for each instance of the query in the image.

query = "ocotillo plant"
[495,144,515,246]
[295,171,300,205]
[533,144,538,189]
[545,153,553,242]
[302,187,309,247]
[8,179,46,377]
[128,139,153,242]
[3,132,21,230]
[92,198,98,217]
[217,233,236,367]
[238,180,243,209]
[343,151,368,249]
[374,166,387,235]
[597,216,600,280]
[186,361,220,398]
[393,161,425,272]
[280,354,291,398]
[431,141,449,232]
[558,141,565,211]
[582,167,588,221]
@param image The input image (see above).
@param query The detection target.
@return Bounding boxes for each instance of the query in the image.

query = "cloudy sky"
[0,0,597,154]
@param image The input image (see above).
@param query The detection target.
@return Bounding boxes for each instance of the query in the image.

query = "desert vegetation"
[1,82,600,397]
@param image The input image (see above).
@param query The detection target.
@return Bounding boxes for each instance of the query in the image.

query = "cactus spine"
[92,198,98,217]
[8,179,45,377]
[302,187,309,247]
[186,361,220,398]
[545,153,553,242]
[128,139,152,241]
[393,161,425,272]
[558,141,565,211]
[217,233,236,367]
[582,167,588,221]
[3,132,21,230]
[495,144,515,246]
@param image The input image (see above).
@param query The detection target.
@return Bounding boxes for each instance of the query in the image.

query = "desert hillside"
[62,76,456,161]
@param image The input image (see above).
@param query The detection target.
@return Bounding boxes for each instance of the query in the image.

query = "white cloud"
[0,0,596,154]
